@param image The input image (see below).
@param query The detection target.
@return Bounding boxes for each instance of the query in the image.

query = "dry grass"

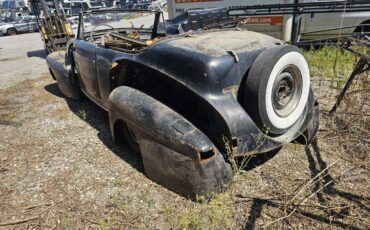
[0,46,369,229]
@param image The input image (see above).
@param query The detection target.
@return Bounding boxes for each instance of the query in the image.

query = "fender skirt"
[109,86,233,198]
[46,51,81,100]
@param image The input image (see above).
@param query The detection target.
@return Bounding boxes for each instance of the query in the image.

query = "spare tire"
[242,45,310,135]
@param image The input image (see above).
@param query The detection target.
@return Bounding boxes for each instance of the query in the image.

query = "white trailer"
[167,0,370,41]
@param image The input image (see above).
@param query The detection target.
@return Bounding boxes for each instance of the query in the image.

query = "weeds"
[60,215,74,229]
[222,136,238,174]
[305,46,356,81]
[307,45,370,162]
[77,109,87,120]
[113,177,124,187]
[89,148,100,158]
[0,112,23,127]
[177,194,234,230]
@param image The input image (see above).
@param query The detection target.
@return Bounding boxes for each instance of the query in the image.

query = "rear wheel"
[241,45,310,135]
[122,122,140,154]
[7,28,16,36]
[354,23,370,36]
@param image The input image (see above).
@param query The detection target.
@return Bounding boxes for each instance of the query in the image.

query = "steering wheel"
[89,24,119,42]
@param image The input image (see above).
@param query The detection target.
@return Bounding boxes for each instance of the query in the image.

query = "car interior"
[79,10,166,53]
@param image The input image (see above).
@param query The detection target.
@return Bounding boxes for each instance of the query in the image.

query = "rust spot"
[223,85,239,98]
[111,61,118,68]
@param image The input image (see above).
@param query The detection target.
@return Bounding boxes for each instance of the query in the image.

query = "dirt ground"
[0,34,369,229]
[0,33,48,89]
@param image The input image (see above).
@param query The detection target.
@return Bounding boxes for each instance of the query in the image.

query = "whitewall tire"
[241,45,310,135]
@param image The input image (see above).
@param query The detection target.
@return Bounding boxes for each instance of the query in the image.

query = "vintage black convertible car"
[46,9,319,198]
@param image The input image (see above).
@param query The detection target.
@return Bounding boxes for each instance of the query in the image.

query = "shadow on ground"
[44,82,289,189]
[238,147,281,172]
[43,81,283,173]
[305,140,370,213]
[242,139,369,230]
[27,49,47,59]
[44,82,144,173]
[43,82,283,184]
[43,82,368,229]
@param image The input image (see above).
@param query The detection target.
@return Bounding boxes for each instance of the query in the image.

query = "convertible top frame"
[77,8,164,40]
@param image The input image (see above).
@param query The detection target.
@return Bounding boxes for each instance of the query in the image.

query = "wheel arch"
[111,118,126,145]
[108,59,234,158]
[354,19,370,33]
[7,27,17,34]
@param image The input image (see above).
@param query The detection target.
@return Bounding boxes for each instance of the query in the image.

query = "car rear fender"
[109,59,234,158]
[108,86,233,198]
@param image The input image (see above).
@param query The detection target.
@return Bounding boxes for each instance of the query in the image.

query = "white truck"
[166,0,370,41]
[0,19,37,35]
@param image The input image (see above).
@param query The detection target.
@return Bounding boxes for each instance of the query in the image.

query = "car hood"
[163,30,282,56]
[0,23,11,29]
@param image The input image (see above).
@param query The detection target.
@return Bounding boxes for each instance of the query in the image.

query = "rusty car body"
[46,8,319,198]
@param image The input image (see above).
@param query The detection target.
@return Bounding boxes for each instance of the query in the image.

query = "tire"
[121,122,140,154]
[354,23,370,36]
[7,28,16,36]
[242,45,310,135]
[44,45,51,55]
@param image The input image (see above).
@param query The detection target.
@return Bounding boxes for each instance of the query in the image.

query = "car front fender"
[46,51,81,100]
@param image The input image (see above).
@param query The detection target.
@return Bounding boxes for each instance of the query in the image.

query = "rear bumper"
[109,86,233,198]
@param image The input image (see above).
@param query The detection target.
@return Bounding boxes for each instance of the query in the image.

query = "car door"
[14,21,29,32]
[301,0,359,39]
[24,20,35,32]
[73,39,103,104]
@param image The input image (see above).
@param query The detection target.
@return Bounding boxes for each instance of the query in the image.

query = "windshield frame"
[77,9,164,40]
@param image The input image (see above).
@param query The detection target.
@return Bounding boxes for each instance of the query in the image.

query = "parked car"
[148,0,167,11]
[2,10,36,22]
[63,0,106,16]
[105,0,118,9]
[46,9,319,198]
[0,19,38,35]
[119,0,153,9]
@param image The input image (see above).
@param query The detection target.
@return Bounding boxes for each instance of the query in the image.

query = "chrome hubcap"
[272,65,303,118]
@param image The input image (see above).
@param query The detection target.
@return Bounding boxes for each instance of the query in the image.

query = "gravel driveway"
[0,33,48,89]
